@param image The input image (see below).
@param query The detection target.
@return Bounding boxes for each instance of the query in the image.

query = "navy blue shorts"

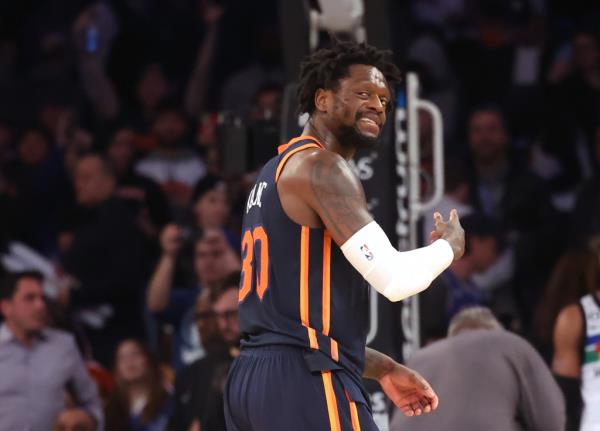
[224,345,378,431]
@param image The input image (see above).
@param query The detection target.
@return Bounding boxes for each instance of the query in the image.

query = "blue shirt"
[0,324,103,431]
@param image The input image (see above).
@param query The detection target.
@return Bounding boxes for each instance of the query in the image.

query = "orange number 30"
[239,226,269,302]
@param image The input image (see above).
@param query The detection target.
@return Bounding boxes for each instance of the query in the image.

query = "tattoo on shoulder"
[310,158,368,240]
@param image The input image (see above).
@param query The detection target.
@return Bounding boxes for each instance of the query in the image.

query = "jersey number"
[239,226,269,301]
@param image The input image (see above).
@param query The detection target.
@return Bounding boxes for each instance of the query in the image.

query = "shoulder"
[555,303,583,336]
[280,148,359,190]
[43,328,79,351]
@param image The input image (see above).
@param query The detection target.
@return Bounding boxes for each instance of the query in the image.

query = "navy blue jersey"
[238,135,370,381]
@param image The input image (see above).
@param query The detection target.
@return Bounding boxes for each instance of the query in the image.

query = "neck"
[449,258,473,281]
[6,321,36,346]
[475,156,508,182]
[127,381,150,403]
[303,117,356,160]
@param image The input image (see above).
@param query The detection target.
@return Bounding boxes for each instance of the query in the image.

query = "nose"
[366,94,385,114]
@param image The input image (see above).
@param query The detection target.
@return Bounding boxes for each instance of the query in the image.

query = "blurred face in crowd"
[152,110,188,148]
[74,156,116,206]
[573,33,599,72]
[195,289,219,347]
[53,409,95,431]
[137,64,170,111]
[468,110,508,165]
[250,88,282,121]
[212,287,239,346]
[115,340,149,384]
[468,235,498,272]
[194,233,229,285]
[18,129,49,166]
[193,183,230,229]
[0,277,47,338]
[107,129,136,175]
[321,64,390,150]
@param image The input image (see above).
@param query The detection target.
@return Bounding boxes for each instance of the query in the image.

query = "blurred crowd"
[0,0,600,430]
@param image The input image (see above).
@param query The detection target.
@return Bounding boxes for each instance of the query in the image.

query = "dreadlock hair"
[297,40,402,116]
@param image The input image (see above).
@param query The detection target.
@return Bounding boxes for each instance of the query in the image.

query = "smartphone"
[85,25,99,54]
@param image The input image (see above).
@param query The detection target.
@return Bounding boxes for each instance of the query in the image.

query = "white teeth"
[362,118,378,127]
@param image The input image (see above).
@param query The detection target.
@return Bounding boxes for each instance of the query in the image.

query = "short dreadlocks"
[297,40,402,116]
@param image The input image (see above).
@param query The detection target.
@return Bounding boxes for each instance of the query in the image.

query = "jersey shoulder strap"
[275,135,324,182]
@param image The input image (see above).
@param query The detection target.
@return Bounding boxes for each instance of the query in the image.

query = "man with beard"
[224,40,465,431]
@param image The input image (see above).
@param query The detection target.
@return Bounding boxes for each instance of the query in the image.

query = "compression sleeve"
[340,221,454,302]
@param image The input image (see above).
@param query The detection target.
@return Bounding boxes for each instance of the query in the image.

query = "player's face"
[330,64,391,149]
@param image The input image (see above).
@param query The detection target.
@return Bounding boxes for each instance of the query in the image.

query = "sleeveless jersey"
[580,293,600,431]
[238,136,370,382]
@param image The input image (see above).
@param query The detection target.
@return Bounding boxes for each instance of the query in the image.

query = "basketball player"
[552,243,600,430]
[224,40,465,431]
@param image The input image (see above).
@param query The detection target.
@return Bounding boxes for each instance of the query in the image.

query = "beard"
[337,114,381,150]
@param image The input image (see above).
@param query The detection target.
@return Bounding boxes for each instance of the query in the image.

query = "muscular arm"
[364,347,438,416]
[304,150,372,246]
[552,304,583,429]
[552,304,582,379]
[363,347,395,380]
[280,149,461,302]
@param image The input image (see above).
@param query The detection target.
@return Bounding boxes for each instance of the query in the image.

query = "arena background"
[0,0,599,430]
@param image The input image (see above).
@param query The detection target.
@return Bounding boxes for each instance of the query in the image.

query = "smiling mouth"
[358,117,380,134]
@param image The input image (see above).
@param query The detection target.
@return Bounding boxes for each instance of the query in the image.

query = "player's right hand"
[430,209,464,261]
[160,223,182,257]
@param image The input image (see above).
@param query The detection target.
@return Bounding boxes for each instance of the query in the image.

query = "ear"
[314,88,332,114]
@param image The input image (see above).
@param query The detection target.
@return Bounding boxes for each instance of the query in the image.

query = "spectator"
[60,154,148,366]
[169,272,240,431]
[419,213,503,343]
[552,239,600,431]
[544,30,600,188]
[220,23,283,118]
[570,125,600,247]
[534,247,599,360]
[191,174,237,249]
[146,226,239,367]
[0,271,103,431]
[3,127,70,254]
[391,307,565,431]
[135,104,206,217]
[105,339,172,431]
[422,157,472,241]
[107,128,170,240]
[53,408,97,431]
[466,105,559,330]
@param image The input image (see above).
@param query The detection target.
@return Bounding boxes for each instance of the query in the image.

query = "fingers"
[398,396,437,417]
[449,208,459,223]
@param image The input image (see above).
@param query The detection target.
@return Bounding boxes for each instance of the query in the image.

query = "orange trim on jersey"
[308,327,318,350]
[253,226,270,300]
[322,231,332,335]
[238,229,254,302]
[300,227,319,349]
[330,339,339,362]
[345,391,362,431]
[321,371,342,431]
[275,143,321,182]
[277,135,324,155]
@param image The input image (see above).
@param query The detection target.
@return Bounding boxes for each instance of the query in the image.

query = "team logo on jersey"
[360,244,374,261]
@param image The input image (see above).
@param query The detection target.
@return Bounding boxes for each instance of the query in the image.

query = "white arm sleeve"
[340,221,454,302]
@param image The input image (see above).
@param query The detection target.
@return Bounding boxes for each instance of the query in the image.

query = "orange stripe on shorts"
[321,371,342,431]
